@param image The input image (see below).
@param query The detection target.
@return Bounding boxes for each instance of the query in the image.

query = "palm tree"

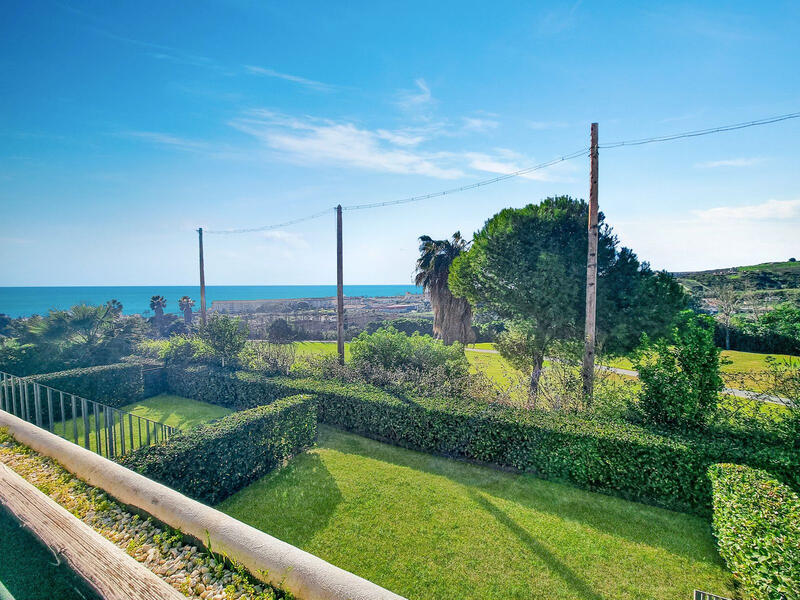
[178,296,195,324]
[415,232,475,345]
[106,299,123,316]
[149,295,167,324]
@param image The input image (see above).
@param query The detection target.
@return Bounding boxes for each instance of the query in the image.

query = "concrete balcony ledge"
[0,409,406,600]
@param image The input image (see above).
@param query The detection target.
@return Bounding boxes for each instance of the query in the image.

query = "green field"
[219,425,734,600]
[54,394,231,454]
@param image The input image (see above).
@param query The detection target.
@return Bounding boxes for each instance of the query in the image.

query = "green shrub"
[136,338,169,359]
[160,335,214,365]
[199,315,248,368]
[350,326,468,378]
[119,395,317,504]
[708,464,800,600]
[239,341,295,375]
[634,311,724,427]
[165,365,798,514]
[266,318,296,343]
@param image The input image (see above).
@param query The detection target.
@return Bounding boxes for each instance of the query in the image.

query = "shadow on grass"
[217,452,342,547]
[317,425,722,564]
[468,490,606,600]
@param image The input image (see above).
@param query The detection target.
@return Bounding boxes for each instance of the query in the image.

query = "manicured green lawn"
[218,426,734,600]
[54,394,231,454]
[121,394,231,430]
[293,341,351,360]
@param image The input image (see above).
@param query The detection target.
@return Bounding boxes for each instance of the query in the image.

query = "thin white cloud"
[88,27,227,72]
[229,111,464,178]
[693,198,800,221]
[464,149,576,182]
[462,117,499,132]
[396,79,434,110]
[537,0,583,34]
[694,157,764,168]
[120,131,249,161]
[122,131,210,152]
[244,65,334,91]
[375,128,429,147]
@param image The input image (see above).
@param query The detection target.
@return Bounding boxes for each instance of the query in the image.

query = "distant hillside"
[675,260,800,290]
[674,260,800,311]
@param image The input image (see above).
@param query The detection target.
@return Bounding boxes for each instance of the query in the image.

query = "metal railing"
[0,371,176,460]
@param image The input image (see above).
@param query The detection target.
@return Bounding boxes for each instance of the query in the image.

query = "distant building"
[382,304,413,313]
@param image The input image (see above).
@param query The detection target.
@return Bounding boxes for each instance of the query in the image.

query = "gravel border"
[0,428,293,600]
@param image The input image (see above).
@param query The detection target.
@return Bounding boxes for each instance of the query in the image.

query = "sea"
[0,285,424,318]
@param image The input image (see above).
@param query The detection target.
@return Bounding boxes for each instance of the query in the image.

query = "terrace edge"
[0,409,406,600]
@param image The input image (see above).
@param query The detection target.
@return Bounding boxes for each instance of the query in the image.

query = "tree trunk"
[529,352,545,396]
[725,326,730,350]
[184,308,192,325]
[430,283,475,345]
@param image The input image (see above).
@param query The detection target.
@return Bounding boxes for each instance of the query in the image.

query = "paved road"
[465,348,793,406]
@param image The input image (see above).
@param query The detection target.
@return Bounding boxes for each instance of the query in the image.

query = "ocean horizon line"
[0,284,424,318]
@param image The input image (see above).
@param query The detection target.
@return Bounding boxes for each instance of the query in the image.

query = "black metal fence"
[0,371,176,460]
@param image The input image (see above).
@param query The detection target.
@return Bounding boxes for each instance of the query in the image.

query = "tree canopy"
[449,196,685,392]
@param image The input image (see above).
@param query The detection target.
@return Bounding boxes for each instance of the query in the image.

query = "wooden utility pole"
[582,123,599,401]
[336,205,345,364]
[197,227,207,325]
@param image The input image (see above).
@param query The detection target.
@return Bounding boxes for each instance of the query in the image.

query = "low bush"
[119,395,317,504]
[708,463,800,600]
[199,315,248,368]
[165,365,799,514]
[350,326,468,378]
[239,341,295,375]
[160,335,214,365]
[634,311,724,427]
[135,338,169,359]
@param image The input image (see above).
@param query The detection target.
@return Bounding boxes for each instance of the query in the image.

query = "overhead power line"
[342,147,590,211]
[205,207,332,234]
[203,108,800,233]
[599,110,800,149]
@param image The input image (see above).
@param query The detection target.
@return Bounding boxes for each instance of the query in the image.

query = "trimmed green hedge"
[29,362,159,406]
[708,464,800,600]
[166,366,279,410]
[119,395,317,504]
[165,366,799,514]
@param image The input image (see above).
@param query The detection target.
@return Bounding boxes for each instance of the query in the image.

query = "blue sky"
[1,1,799,286]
